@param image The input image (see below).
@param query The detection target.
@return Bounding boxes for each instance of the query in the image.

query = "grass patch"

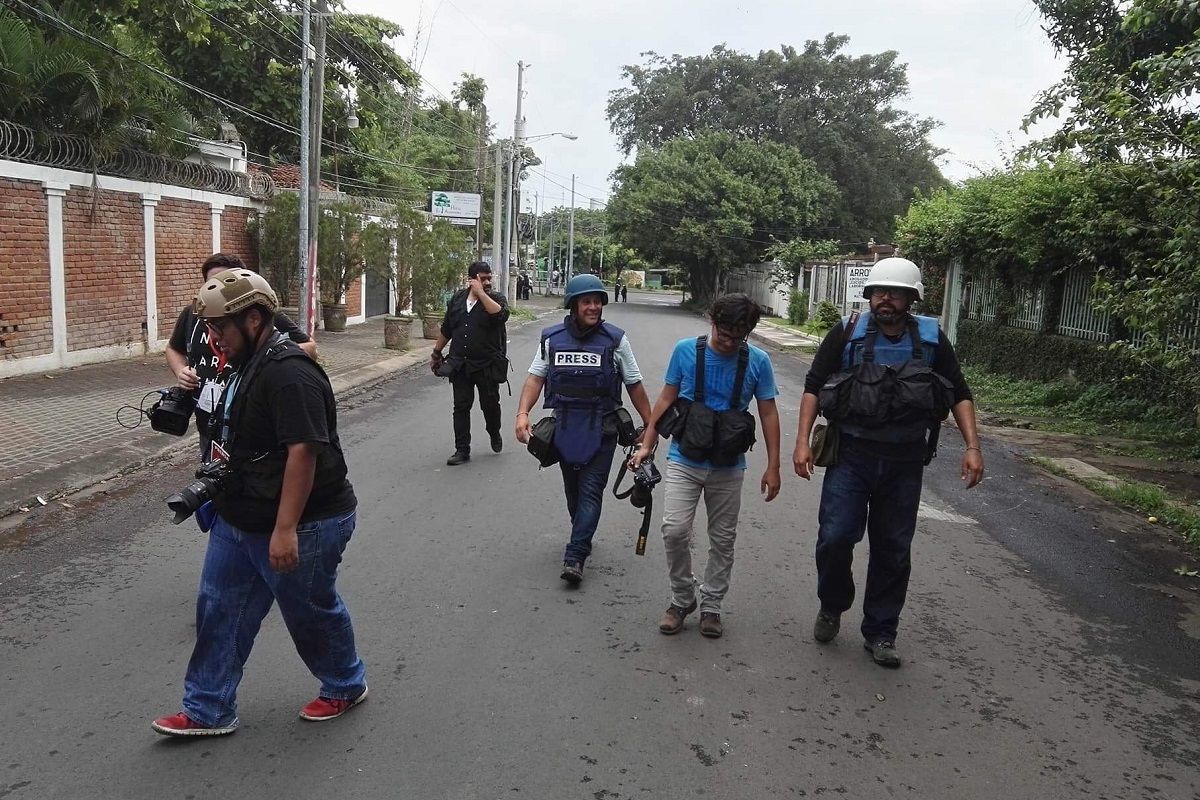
[509,306,537,321]
[769,318,830,338]
[965,366,1200,460]
[1031,456,1200,549]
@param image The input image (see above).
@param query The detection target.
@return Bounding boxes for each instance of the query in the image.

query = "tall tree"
[607,37,945,243]
[607,133,839,305]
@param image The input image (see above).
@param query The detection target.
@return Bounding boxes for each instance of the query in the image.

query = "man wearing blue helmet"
[514,274,654,585]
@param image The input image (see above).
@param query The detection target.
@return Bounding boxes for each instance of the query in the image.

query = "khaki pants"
[661,460,745,614]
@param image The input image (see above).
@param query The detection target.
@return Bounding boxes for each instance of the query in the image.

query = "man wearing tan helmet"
[152,269,367,737]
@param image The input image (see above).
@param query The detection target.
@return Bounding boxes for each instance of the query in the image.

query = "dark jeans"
[451,369,502,454]
[559,438,617,564]
[815,439,924,642]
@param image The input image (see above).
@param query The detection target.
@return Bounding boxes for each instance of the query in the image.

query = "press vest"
[823,313,951,444]
[541,321,625,466]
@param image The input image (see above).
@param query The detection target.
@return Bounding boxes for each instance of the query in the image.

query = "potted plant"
[316,201,366,332]
[362,205,415,350]
[414,220,473,338]
[250,192,299,314]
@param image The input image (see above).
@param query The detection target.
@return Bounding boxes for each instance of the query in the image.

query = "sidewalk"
[0,294,561,519]
[750,318,823,351]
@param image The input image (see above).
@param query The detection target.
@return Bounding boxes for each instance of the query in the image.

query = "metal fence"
[0,120,274,199]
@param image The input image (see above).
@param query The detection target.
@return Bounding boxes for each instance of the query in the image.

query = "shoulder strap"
[694,336,707,404]
[862,315,878,363]
[907,317,924,360]
[730,342,750,408]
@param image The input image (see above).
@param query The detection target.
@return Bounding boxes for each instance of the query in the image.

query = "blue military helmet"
[562,274,609,309]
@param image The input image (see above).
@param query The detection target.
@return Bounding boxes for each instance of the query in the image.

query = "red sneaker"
[299,686,369,721]
[151,712,237,737]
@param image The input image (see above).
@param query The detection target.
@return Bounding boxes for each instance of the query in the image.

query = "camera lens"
[165,478,214,525]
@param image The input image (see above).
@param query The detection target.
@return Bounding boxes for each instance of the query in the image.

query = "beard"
[873,305,905,324]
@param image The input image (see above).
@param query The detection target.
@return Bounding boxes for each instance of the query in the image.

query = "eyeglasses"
[870,287,910,299]
[714,326,747,343]
[204,319,233,334]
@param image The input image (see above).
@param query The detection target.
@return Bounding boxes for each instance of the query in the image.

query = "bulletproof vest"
[820,313,954,444]
[219,336,348,501]
[541,320,625,466]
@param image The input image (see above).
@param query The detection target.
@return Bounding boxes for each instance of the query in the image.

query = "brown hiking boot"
[658,600,697,634]
[699,612,723,638]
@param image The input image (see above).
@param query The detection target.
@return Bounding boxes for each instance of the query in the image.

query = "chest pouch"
[677,337,756,464]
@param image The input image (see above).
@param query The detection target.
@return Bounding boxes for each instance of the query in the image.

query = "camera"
[166,460,231,524]
[628,457,662,508]
[149,387,196,436]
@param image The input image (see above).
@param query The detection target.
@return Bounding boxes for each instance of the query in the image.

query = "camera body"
[150,386,196,436]
[628,457,662,509]
[166,460,231,524]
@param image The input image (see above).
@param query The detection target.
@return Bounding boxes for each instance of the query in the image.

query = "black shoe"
[560,561,583,585]
[813,609,841,643]
[864,639,902,668]
[490,430,503,453]
[446,451,470,466]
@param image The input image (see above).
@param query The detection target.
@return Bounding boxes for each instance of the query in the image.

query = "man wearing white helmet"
[152,269,366,736]
[793,257,984,668]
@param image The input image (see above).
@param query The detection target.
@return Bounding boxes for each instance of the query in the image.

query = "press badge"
[197,380,224,413]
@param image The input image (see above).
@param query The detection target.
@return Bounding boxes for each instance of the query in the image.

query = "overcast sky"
[346,0,1064,213]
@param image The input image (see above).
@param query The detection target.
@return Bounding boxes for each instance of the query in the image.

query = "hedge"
[956,319,1200,421]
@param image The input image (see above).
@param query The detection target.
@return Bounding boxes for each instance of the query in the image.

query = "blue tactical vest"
[541,320,625,466]
[834,313,945,444]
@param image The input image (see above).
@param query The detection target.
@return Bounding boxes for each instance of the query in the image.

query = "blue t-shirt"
[663,337,778,470]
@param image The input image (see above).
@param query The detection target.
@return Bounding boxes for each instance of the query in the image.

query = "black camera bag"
[527,416,559,468]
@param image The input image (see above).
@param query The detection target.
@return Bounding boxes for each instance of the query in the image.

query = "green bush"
[816,300,841,328]
[788,290,809,325]
[956,319,1200,421]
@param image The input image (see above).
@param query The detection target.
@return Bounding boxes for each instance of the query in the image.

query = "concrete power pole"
[475,105,488,261]
[567,174,575,279]
[297,1,312,334]
[491,144,502,273]
[305,0,327,333]
[504,61,526,302]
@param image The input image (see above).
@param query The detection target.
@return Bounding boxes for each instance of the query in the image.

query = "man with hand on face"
[630,293,781,639]
[793,257,984,668]
[430,261,510,466]
[514,274,653,585]
[165,252,316,461]
[152,269,365,737]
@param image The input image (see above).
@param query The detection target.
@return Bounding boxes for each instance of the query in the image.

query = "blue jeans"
[182,511,367,727]
[559,439,617,564]
[815,441,924,642]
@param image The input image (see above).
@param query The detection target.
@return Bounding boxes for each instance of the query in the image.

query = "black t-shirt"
[439,288,510,373]
[212,350,357,533]
[168,306,311,427]
[803,317,973,462]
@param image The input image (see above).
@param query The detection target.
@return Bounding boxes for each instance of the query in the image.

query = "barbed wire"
[0,120,275,200]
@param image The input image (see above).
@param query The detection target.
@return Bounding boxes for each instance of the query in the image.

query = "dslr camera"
[628,457,662,509]
[149,386,196,436]
[166,460,231,524]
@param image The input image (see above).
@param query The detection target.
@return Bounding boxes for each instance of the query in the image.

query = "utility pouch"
[605,407,639,448]
[435,355,463,378]
[656,398,690,439]
[811,420,840,468]
[527,416,559,468]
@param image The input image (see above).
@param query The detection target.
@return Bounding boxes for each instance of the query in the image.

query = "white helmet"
[863,257,923,301]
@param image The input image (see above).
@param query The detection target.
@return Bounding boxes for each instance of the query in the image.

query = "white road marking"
[918,501,978,525]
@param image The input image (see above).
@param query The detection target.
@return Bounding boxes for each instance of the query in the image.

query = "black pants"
[451,369,502,453]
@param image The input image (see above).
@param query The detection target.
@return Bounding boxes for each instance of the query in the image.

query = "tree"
[607,38,946,243]
[607,133,839,305]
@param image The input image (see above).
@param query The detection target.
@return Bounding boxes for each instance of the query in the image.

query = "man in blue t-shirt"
[631,294,781,638]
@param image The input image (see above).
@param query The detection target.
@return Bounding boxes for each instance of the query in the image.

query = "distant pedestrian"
[621,285,629,303]
[430,261,510,466]
[152,269,365,737]
[165,253,315,461]
[793,257,984,668]
[630,293,781,639]
[514,274,653,585]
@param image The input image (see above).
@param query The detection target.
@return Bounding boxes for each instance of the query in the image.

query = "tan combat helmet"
[193,268,279,318]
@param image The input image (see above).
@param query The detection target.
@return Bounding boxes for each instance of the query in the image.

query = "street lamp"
[504,131,577,301]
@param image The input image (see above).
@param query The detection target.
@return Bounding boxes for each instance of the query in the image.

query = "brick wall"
[221,207,259,273]
[63,188,145,351]
[0,179,51,359]
[346,276,363,316]
[155,198,213,340]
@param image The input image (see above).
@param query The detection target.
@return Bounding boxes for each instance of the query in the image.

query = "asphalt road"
[2,297,1198,799]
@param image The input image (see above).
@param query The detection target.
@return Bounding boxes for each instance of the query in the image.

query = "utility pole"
[475,104,488,261]
[491,143,502,273]
[305,0,327,334]
[503,60,526,302]
[297,1,312,334]
[567,174,575,279]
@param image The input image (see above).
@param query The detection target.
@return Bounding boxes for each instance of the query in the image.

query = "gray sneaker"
[813,609,841,643]
[864,639,902,668]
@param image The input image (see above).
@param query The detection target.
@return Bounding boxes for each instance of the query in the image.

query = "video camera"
[165,460,231,524]
[149,387,196,437]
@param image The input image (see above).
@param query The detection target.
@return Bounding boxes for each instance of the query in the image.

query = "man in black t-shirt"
[792,258,985,669]
[166,253,315,460]
[429,261,510,465]
[152,269,365,738]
